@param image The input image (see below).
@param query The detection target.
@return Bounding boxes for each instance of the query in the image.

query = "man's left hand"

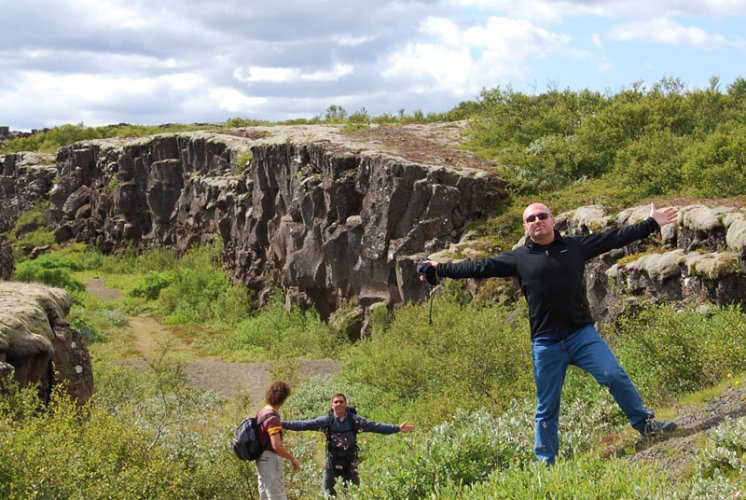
[650,203,678,228]
[399,422,415,432]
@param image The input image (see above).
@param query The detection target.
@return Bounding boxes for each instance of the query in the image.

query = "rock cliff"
[6,124,503,333]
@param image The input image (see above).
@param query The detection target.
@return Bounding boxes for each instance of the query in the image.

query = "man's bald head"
[523,203,556,245]
[523,203,552,221]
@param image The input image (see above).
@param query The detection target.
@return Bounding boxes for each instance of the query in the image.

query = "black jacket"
[438,218,660,336]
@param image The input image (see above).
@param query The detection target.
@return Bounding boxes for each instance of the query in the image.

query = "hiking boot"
[639,415,677,440]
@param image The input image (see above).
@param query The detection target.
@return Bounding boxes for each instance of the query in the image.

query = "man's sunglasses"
[525,213,550,223]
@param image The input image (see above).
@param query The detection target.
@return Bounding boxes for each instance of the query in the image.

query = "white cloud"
[234,63,354,85]
[13,71,153,103]
[235,67,300,83]
[208,87,267,112]
[165,73,207,91]
[383,43,472,92]
[449,0,584,21]
[0,69,211,128]
[420,17,464,46]
[612,17,724,46]
[2,0,746,130]
[65,0,152,30]
[302,64,354,82]
[16,48,190,74]
[383,16,568,93]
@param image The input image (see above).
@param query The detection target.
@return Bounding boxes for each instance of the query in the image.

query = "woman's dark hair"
[265,381,291,406]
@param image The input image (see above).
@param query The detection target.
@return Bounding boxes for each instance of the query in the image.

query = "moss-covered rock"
[0,281,93,403]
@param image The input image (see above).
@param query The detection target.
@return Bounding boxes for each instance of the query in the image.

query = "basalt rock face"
[0,238,13,280]
[0,152,57,233]
[0,281,94,404]
[554,204,746,326]
[225,142,500,319]
[34,127,503,327]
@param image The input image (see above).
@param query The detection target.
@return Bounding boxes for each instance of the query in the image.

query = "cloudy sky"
[2,0,745,131]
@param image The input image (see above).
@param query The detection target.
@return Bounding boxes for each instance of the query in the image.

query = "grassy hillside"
[2,243,745,497]
[2,78,746,498]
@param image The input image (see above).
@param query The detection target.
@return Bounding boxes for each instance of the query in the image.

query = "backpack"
[324,406,361,465]
[232,411,278,461]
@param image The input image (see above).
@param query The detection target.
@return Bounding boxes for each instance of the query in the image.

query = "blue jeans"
[531,324,650,464]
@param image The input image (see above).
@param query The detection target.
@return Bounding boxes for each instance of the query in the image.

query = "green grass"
[5,235,746,498]
[0,123,216,154]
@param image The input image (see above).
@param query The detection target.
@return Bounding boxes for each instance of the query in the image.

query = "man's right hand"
[417,259,439,285]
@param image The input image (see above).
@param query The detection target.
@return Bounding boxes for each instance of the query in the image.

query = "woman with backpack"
[282,393,414,496]
[255,381,300,500]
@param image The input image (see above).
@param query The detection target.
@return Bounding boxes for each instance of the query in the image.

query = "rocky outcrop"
[0,238,13,280]
[0,151,57,233]
[553,204,746,325]
[0,281,94,404]
[15,126,503,332]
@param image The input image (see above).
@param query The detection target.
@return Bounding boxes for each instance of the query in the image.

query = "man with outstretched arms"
[282,393,414,496]
[419,202,678,465]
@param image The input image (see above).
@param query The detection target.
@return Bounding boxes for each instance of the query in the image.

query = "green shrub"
[217,290,341,361]
[223,116,270,127]
[685,415,746,497]
[128,270,174,299]
[432,456,670,499]
[14,254,85,293]
[342,294,534,425]
[0,387,196,499]
[359,408,530,498]
[235,149,253,173]
[68,305,128,344]
[466,77,746,196]
[681,124,746,197]
[0,363,264,499]
[610,304,746,405]
[695,415,746,479]
[7,202,54,259]
[610,129,690,198]
[157,244,251,326]
[73,246,177,275]
[350,398,623,499]
[0,123,210,154]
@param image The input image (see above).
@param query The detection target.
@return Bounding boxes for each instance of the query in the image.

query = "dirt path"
[127,316,201,358]
[87,277,124,300]
[86,278,339,403]
[627,386,746,477]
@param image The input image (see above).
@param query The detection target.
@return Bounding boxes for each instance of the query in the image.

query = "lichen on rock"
[0,281,93,404]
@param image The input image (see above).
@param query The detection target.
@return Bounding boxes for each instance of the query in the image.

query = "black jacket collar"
[524,230,564,251]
